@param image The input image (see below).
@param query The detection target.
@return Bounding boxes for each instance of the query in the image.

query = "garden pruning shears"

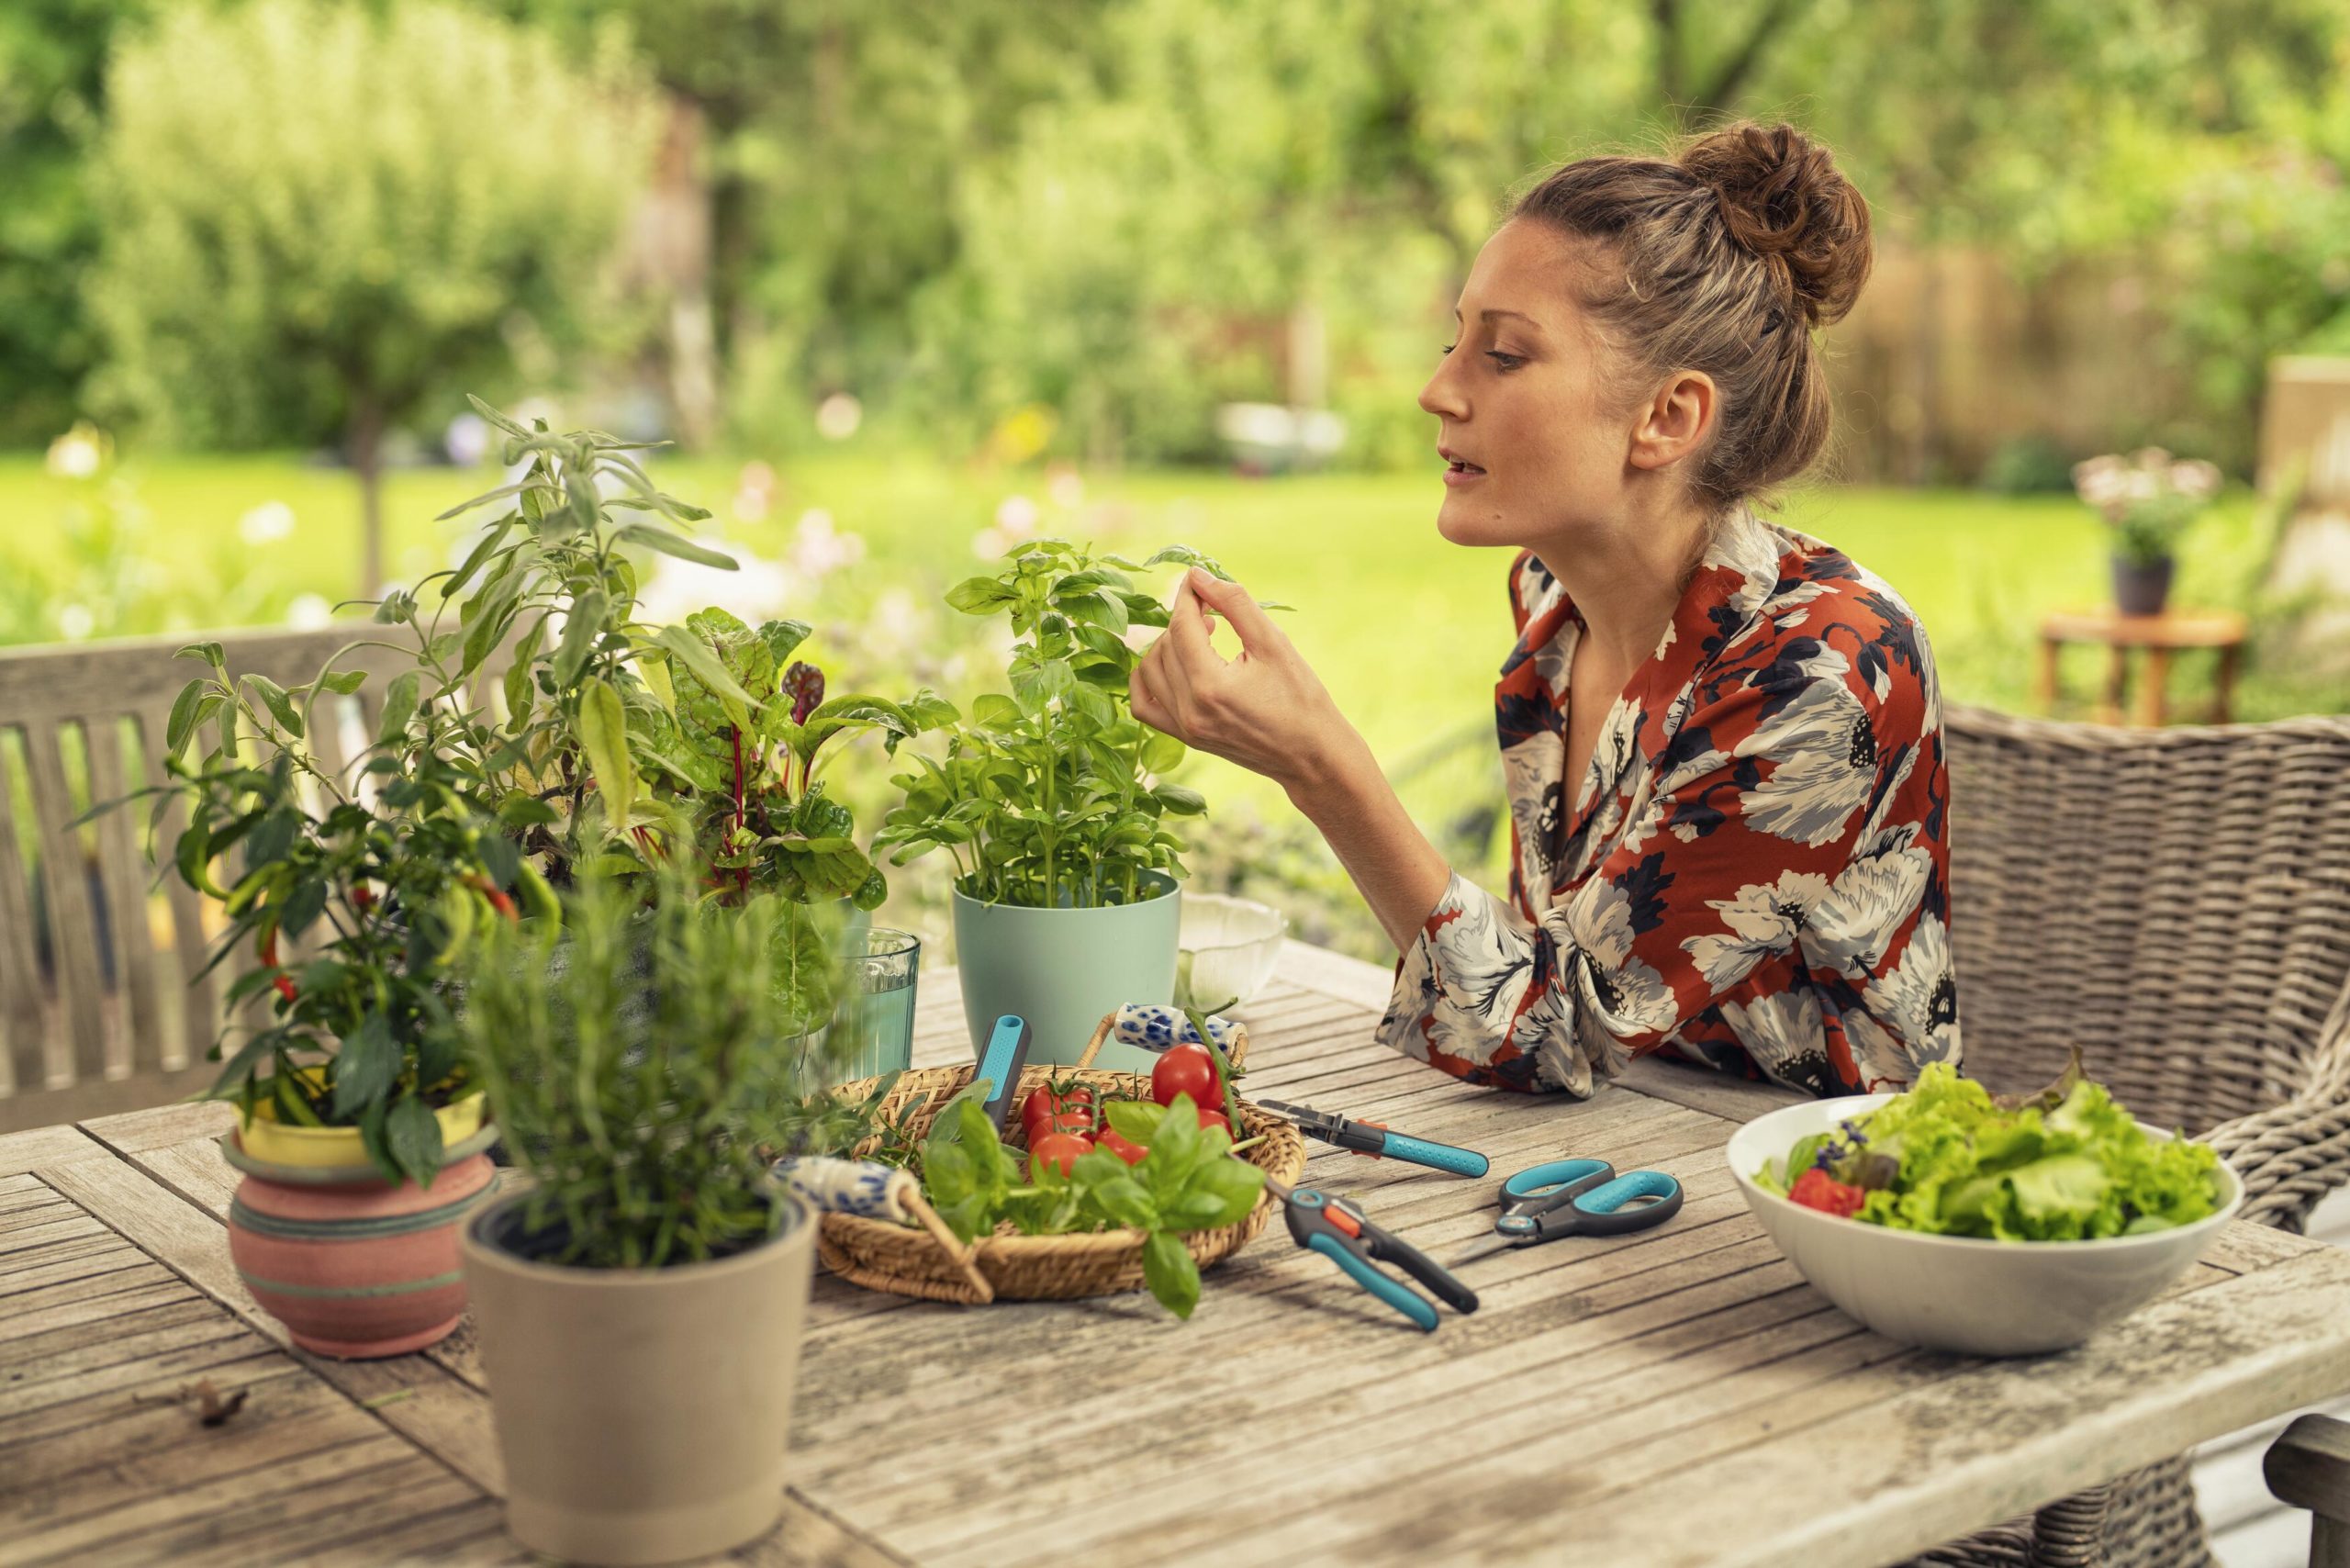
[1257,1099,1490,1178]
[1268,1176,1480,1333]
[1448,1159,1684,1267]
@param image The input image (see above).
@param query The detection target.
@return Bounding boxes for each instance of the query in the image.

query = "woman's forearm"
[1283,734,1455,957]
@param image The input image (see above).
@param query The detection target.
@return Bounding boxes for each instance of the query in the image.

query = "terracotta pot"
[460,1191,816,1566]
[223,1126,499,1359]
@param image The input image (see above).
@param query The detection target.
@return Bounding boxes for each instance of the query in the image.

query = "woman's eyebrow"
[1450,306,1546,336]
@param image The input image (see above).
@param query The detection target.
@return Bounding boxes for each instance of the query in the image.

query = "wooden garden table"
[6,940,2350,1568]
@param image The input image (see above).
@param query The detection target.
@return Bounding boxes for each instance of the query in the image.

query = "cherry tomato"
[1789,1167,1865,1218]
[1043,1108,1096,1138]
[1028,1131,1092,1178]
[1098,1129,1147,1166]
[1194,1108,1231,1138]
[1022,1083,1095,1137]
[1151,1044,1220,1110]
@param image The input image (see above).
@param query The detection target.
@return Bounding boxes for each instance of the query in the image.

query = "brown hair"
[1512,121,1872,516]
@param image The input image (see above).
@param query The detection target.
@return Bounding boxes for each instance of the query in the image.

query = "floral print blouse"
[1375,507,1959,1099]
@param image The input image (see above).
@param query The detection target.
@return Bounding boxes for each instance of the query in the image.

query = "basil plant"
[876,540,1248,909]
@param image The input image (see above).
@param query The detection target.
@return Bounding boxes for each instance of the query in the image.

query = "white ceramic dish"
[1175,892,1288,1010]
[1726,1093,2242,1357]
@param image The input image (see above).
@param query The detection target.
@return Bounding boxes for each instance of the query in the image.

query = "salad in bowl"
[1752,1058,2225,1240]
[1728,1056,2240,1355]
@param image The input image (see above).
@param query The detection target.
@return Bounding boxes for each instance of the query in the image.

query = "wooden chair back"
[1944,703,2350,1136]
[0,625,494,1131]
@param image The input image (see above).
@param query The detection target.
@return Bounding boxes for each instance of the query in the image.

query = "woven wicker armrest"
[2266,1414,2350,1567]
[2205,1001,2350,1233]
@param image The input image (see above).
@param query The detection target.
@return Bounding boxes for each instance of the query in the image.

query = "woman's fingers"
[1130,644,1189,741]
[1185,568,1284,651]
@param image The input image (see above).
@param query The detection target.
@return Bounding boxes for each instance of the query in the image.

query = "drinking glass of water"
[833,928,922,1082]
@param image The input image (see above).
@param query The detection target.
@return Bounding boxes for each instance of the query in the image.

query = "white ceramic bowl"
[1175,892,1289,1010]
[1727,1093,2242,1357]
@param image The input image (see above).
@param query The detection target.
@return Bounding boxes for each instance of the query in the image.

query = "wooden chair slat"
[0,624,520,1132]
[18,723,110,1089]
[134,707,216,1076]
[82,718,166,1075]
[0,735,51,1095]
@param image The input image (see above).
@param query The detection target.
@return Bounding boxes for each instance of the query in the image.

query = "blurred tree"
[86,0,652,593]
[510,0,1097,445]
[0,0,153,446]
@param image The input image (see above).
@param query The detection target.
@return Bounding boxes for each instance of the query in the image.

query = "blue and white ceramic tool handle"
[1307,1234,1438,1332]
[1377,1133,1491,1179]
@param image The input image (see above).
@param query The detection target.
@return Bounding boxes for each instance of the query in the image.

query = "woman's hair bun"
[1678,121,1871,330]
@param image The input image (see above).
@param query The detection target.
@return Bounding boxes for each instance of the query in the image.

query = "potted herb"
[137,640,536,1356]
[875,541,1235,1070]
[658,606,953,1046]
[2071,447,2223,617]
[456,871,824,1566]
[431,404,946,1061]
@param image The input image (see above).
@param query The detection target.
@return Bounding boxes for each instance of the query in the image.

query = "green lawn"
[0,447,2300,738]
[0,449,2312,958]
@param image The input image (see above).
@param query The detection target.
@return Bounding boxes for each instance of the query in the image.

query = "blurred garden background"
[6,0,2350,962]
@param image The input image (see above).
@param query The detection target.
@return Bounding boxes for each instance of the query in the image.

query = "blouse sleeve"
[1376,657,1933,1097]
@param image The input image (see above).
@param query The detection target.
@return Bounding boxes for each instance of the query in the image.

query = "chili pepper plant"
[127,639,542,1185]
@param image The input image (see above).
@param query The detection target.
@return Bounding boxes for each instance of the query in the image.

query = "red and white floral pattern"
[1376,509,1958,1098]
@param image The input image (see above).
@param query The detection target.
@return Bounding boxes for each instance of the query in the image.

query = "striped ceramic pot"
[226,1148,498,1359]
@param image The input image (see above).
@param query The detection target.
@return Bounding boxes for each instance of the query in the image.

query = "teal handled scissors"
[1448,1158,1684,1266]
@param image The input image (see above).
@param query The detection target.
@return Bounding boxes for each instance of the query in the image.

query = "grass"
[0,446,2325,959]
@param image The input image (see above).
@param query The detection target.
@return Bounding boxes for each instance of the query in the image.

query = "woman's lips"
[1442,458,1487,488]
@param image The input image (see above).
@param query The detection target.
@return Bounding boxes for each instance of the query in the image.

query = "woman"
[1131,122,1957,1100]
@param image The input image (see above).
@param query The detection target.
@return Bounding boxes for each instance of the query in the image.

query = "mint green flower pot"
[952,873,1179,1074]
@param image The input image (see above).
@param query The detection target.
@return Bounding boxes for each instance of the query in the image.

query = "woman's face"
[1416,218,1643,552]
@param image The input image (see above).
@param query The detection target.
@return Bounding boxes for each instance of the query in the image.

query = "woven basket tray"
[818,1013,1306,1305]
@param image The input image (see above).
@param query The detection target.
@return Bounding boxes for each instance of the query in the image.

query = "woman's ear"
[1627,370,1716,472]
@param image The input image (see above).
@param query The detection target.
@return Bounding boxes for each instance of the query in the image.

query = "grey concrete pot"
[460,1192,816,1565]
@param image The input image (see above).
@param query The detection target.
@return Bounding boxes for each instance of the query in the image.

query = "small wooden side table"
[2036,606,2248,726]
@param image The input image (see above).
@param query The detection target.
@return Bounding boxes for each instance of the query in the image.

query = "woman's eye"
[1486,351,1525,372]
[1439,342,1457,357]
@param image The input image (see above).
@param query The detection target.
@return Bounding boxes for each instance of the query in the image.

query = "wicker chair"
[1904,703,2350,1568]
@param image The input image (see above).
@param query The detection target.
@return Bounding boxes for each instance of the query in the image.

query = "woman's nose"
[1418,361,1467,420]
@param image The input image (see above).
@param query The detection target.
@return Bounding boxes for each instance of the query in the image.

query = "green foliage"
[460,869,837,1270]
[0,0,149,445]
[85,0,650,455]
[124,641,532,1186]
[916,1092,1263,1318]
[377,399,726,879]
[875,539,1223,909]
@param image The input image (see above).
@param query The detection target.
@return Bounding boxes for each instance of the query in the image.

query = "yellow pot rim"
[240,1087,488,1168]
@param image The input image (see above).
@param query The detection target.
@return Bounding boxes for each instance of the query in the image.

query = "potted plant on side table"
[456,869,827,1567]
[877,540,1258,1070]
[2072,447,2223,617]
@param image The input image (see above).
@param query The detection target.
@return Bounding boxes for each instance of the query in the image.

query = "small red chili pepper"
[465,874,520,922]
[1789,1167,1866,1218]
[273,974,298,1004]
[351,886,375,912]
[258,931,278,969]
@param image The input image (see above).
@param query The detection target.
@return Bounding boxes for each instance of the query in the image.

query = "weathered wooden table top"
[6,940,2350,1568]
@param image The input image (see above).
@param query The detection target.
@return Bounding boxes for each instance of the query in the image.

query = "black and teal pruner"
[1270,1177,1480,1333]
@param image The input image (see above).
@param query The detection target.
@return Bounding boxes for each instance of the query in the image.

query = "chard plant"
[876,540,1255,908]
[407,400,948,925]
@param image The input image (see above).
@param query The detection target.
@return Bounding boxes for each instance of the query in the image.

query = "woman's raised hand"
[1130,568,1367,799]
